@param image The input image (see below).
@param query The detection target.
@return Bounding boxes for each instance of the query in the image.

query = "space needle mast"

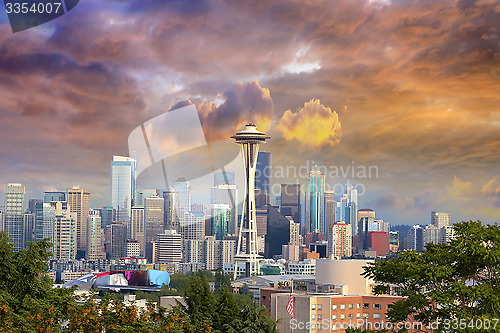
[231,120,270,279]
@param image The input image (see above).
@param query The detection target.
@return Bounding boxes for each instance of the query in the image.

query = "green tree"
[184,276,216,332]
[225,305,278,333]
[0,232,76,332]
[214,271,232,293]
[363,221,500,332]
[213,286,240,332]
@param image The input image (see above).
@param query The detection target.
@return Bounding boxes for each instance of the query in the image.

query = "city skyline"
[1,0,500,226]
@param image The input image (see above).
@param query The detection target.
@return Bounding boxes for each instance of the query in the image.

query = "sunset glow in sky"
[1,0,499,225]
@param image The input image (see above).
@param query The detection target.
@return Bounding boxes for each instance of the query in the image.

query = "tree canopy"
[363,221,500,333]
[0,231,278,332]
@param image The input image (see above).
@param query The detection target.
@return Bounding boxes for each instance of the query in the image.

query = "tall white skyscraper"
[111,155,136,235]
[4,183,25,251]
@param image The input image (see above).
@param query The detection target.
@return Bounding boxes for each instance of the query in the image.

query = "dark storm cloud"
[1,0,500,223]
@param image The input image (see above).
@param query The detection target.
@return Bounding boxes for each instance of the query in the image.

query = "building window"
[374,304,381,310]
[318,314,322,320]
[332,314,337,320]
[348,314,353,319]
[312,314,316,320]
[363,313,369,319]
[318,304,322,310]
[363,303,370,309]
[348,303,353,309]
[340,314,345,320]
[312,304,316,310]
[340,304,345,310]
[356,303,361,309]
[373,313,381,319]
[356,313,361,319]
[332,304,337,310]
[387,304,393,310]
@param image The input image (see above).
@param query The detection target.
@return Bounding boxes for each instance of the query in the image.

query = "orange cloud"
[274,99,341,148]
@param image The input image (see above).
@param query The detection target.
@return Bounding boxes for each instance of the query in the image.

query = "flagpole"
[291,277,294,333]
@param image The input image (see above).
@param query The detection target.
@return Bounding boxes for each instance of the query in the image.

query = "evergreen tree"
[226,305,278,333]
[184,276,216,332]
[213,286,240,332]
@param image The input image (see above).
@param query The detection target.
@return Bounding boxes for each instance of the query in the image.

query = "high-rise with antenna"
[231,121,270,278]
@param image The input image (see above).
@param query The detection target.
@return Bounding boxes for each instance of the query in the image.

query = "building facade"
[4,183,25,251]
[67,186,91,254]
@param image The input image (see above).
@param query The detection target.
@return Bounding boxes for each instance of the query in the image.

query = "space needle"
[231,121,270,279]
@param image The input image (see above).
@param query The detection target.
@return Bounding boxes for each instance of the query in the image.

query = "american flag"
[286,294,294,318]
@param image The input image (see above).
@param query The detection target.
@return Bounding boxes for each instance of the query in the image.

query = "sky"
[0,0,499,225]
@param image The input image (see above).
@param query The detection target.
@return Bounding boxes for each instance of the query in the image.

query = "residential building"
[67,186,91,254]
[328,222,352,258]
[86,210,102,260]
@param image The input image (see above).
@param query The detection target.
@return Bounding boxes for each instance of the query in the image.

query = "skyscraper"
[144,195,165,261]
[336,186,358,236]
[211,172,238,235]
[53,201,77,260]
[324,190,336,237]
[280,184,301,224]
[110,222,127,259]
[180,211,205,241]
[232,123,269,278]
[212,204,231,240]
[4,183,25,251]
[111,155,136,231]
[264,205,300,258]
[137,189,158,206]
[255,151,271,202]
[156,229,182,263]
[431,212,451,228]
[86,209,102,260]
[328,222,352,258]
[96,206,115,228]
[34,202,55,244]
[305,166,325,234]
[23,212,35,244]
[67,186,91,255]
[43,191,66,203]
[28,199,42,215]
[130,205,145,253]
[48,202,74,259]
[162,189,179,231]
[357,217,390,252]
[407,225,424,251]
[172,177,191,215]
